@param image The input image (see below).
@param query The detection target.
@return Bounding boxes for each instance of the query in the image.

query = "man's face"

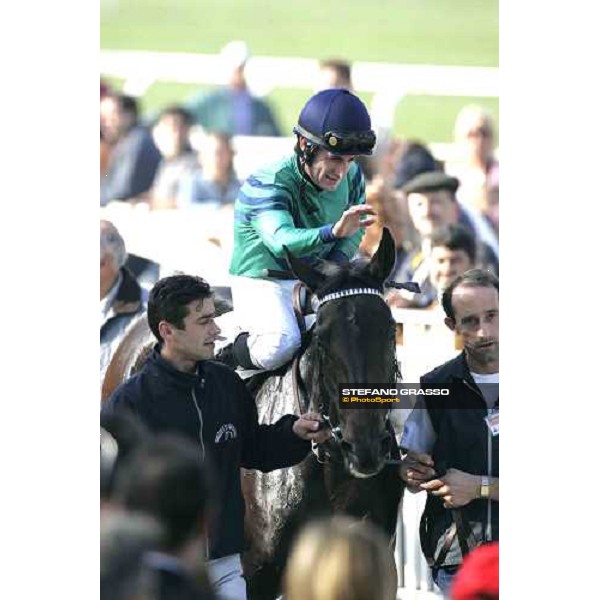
[167,298,221,361]
[447,285,499,368]
[407,190,457,237]
[152,114,189,159]
[100,96,123,144]
[305,147,356,192]
[200,135,233,178]
[465,121,495,163]
[430,246,474,292]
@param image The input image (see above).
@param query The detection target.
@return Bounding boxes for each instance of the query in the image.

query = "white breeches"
[230,275,303,371]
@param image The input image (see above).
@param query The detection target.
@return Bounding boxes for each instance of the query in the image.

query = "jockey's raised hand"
[332,204,376,238]
[293,412,332,444]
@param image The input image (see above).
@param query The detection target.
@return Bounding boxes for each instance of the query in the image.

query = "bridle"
[293,286,399,464]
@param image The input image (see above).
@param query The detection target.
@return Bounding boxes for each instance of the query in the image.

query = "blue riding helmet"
[293,89,376,156]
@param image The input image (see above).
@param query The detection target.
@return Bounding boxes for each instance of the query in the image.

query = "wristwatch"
[480,476,490,499]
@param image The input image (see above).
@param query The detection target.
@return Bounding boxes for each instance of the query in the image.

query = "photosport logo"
[338,383,451,409]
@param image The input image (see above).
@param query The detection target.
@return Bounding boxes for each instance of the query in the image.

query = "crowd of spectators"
[100,45,499,599]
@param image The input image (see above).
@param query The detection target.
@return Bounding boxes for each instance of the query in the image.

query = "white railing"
[99,49,499,99]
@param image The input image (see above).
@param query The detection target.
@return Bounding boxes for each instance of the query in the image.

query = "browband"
[317,287,383,306]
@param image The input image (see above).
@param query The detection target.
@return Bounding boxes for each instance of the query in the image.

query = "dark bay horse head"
[285,227,398,478]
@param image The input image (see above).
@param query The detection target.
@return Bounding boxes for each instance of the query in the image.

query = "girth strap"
[291,353,309,415]
[292,282,308,337]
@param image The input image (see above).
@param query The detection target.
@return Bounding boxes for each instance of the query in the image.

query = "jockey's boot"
[215,332,259,370]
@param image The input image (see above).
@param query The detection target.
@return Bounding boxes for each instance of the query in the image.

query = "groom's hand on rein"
[293,412,332,443]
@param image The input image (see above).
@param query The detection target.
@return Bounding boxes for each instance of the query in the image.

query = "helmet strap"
[295,135,318,167]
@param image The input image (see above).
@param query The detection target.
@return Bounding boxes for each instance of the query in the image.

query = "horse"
[100,228,405,600]
[241,227,405,600]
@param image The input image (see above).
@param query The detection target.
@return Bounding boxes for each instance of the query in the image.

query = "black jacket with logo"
[102,348,310,559]
[419,352,499,567]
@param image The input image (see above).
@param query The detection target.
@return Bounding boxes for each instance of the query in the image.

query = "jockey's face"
[168,297,221,362]
[305,146,356,191]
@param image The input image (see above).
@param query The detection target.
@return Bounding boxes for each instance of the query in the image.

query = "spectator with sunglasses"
[220,89,377,371]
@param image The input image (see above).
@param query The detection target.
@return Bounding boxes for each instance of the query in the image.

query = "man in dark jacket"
[102,274,329,600]
[398,269,499,596]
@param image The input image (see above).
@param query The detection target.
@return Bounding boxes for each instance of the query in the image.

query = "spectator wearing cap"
[184,41,281,137]
[388,170,498,298]
[100,93,162,205]
[393,140,498,266]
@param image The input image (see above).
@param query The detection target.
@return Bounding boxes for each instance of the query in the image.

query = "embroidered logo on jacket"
[215,423,238,444]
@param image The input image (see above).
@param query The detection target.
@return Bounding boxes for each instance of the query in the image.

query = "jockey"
[217,88,377,371]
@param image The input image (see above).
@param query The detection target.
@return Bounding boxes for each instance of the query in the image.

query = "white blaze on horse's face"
[168,298,221,362]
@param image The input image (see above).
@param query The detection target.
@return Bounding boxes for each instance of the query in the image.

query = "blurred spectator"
[359,178,410,267]
[446,105,499,217]
[100,220,148,382]
[317,58,353,91]
[113,434,217,600]
[390,172,497,288]
[483,163,499,237]
[100,411,149,511]
[185,41,281,137]
[101,511,164,600]
[100,93,161,205]
[393,140,443,190]
[451,542,499,600]
[100,79,113,176]
[177,132,241,207]
[386,223,476,309]
[284,516,397,600]
[150,105,200,209]
[392,140,490,248]
[124,252,161,294]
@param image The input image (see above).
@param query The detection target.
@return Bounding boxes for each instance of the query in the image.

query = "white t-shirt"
[400,370,499,454]
[471,371,499,410]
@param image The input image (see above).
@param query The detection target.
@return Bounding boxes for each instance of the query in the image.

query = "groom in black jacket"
[102,274,329,600]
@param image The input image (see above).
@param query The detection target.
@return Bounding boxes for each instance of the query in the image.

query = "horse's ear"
[368,227,396,283]
[283,246,326,292]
